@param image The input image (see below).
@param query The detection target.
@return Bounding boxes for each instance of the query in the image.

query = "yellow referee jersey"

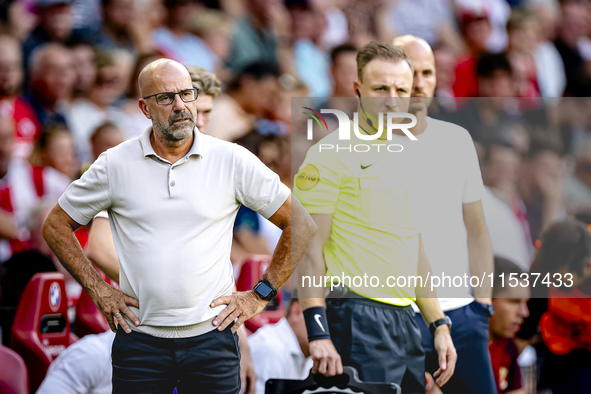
[294,123,422,306]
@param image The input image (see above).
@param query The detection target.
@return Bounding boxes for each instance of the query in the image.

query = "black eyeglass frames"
[143,88,199,106]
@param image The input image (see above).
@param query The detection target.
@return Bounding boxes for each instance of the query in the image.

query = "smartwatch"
[429,316,452,335]
[253,278,278,301]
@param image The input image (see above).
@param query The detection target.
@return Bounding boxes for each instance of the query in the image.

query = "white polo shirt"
[58,128,290,335]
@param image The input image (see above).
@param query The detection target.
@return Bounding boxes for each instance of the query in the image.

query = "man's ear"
[139,99,151,119]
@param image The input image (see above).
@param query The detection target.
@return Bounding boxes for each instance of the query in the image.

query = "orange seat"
[75,289,109,337]
[0,344,29,394]
[10,272,77,392]
[236,255,285,333]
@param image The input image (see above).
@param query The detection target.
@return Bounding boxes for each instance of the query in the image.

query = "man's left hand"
[432,326,457,387]
[210,290,268,333]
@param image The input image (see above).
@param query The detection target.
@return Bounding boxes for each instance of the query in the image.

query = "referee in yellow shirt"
[294,42,456,394]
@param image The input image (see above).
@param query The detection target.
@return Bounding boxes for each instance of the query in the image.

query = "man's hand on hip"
[310,339,343,377]
[432,326,457,387]
[211,290,267,333]
[90,282,140,334]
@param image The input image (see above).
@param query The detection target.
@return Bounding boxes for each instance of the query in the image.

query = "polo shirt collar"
[139,126,204,159]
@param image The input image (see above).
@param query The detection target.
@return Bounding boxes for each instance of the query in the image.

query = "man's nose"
[172,94,185,111]
[519,302,530,318]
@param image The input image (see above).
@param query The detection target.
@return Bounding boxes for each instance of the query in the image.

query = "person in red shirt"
[0,35,41,161]
[489,257,530,394]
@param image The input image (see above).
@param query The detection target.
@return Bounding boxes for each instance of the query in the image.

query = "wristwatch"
[429,316,452,335]
[253,279,278,301]
[481,303,495,317]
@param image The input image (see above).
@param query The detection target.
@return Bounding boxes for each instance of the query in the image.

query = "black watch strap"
[253,278,277,301]
[429,316,452,335]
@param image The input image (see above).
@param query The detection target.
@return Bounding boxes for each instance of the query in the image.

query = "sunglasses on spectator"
[143,88,199,106]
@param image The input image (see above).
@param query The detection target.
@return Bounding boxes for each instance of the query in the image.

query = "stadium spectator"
[489,256,529,394]
[152,0,219,72]
[37,330,115,394]
[518,135,566,243]
[455,0,511,54]
[22,0,77,73]
[0,119,70,263]
[65,51,129,165]
[295,42,456,394]
[98,0,151,53]
[248,296,312,394]
[394,35,496,394]
[565,138,591,216]
[207,62,280,142]
[0,0,36,41]
[26,43,75,128]
[29,126,79,179]
[191,10,233,78]
[329,43,357,98]
[89,122,124,162]
[66,37,97,100]
[506,9,566,98]
[554,0,591,90]
[226,0,282,72]
[289,1,332,98]
[453,10,492,99]
[0,35,41,161]
[432,44,457,111]
[481,141,534,270]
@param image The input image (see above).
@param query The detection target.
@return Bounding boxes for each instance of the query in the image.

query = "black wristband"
[303,306,331,342]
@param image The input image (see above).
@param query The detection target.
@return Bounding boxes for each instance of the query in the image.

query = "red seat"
[75,288,109,337]
[0,344,29,394]
[235,255,285,333]
[10,272,77,392]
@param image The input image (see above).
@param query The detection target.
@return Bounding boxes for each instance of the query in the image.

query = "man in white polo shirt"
[392,35,496,393]
[42,59,317,393]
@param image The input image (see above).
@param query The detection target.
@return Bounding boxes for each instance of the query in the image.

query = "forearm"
[42,207,107,295]
[415,297,446,325]
[416,237,445,324]
[467,230,494,300]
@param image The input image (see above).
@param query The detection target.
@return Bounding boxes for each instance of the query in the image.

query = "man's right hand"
[309,339,343,376]
[89,282,140,333]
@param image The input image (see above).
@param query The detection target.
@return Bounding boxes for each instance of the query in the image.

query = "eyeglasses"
[143,88,199,106]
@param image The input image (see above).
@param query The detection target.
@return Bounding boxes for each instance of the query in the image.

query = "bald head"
[392,35,434,61]
[138,59,191,98]
[392,35,436,113]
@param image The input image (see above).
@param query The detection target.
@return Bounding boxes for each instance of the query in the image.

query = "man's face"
[403,43,436,113]
[490,282,530,338]
[105,0,135,28]
[331,51,357,97]
[34,49,75,102]
[484,146,521,189]
[40,5,72,40]
[195,94,213,132]
[0,121,13,177]
[0,40,23,97]
[355,58,413,127]
[140,66,197,142]
[71,45,96,93]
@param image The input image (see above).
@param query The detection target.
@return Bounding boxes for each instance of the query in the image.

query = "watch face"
[257,282,273,298]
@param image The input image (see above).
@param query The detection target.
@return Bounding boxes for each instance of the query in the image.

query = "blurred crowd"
[1,0,591,392]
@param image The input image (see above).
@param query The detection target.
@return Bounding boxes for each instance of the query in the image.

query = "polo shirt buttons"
[170,181,176,187]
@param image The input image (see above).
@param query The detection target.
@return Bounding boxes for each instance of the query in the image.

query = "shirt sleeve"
[292,145,342,215]
[461,129,486,204]
[58,152,111,225]
[234,145,290,220]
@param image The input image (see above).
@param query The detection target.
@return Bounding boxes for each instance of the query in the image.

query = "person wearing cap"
[42,58,317,393]
[392,35,497,394]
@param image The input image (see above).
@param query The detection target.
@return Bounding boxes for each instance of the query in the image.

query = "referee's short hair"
[356,42,414,82]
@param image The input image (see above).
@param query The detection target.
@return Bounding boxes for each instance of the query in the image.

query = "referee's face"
[355,59,413,127]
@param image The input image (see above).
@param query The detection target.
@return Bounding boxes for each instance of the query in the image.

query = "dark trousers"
[111,326,241,394]
[414,301,497,394]
[326,298,425,394]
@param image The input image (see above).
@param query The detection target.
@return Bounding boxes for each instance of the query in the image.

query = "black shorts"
[326,297,425,394]
[112,325,241,394]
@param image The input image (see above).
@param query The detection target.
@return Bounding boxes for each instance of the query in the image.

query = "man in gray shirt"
[42,59,317,393]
